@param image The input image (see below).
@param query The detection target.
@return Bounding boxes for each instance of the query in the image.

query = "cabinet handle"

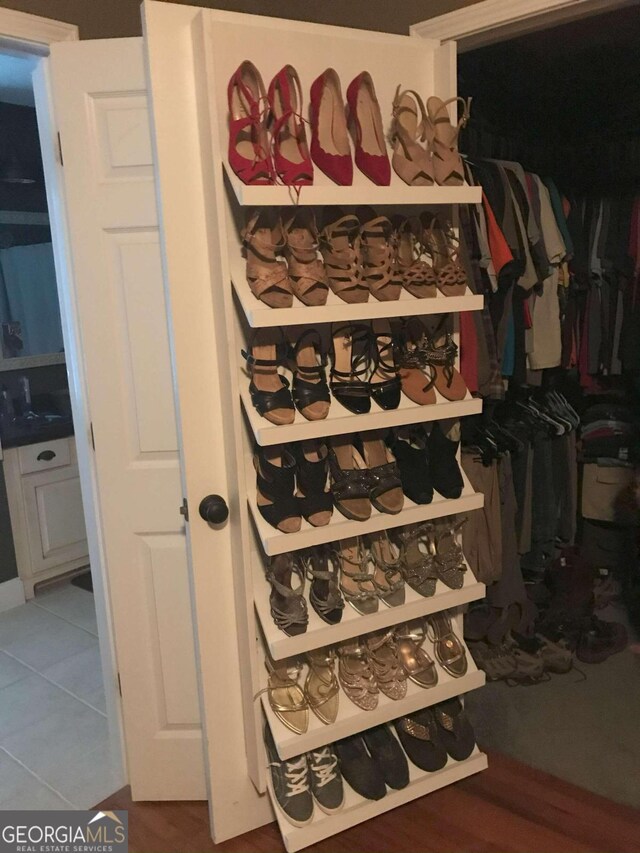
[37,450,56,461]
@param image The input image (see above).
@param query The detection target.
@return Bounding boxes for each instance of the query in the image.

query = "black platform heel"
[241,329,294,425]
[294,439,333,527]
[369,319,401,411]
[330,323,371,415]
[292,330,331,421]
[254,444,301,533]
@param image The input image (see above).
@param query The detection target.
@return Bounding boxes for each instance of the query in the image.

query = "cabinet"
[3,436,89,597]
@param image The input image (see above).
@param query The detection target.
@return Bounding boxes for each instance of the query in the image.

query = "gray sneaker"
[307,746,344,813]
[265,725,313,827]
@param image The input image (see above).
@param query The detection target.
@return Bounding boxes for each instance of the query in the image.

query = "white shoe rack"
[193,10,487,851]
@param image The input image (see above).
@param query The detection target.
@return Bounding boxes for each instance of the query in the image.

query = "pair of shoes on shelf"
[228,62,389,186]
[396,315,467,404]
[389,419,465,504]
[335,724,409,800]
[394,521,468,596]
[255,440,332,532]
[243,328,330,424]
[390,88,471,187]
[330,320,400,413]
[336,532,404,615]
[264,648,339,734]
[265,724,344,826]
[394,697,476,770]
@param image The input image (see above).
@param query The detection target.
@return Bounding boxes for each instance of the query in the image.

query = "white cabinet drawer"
[18,439,71,475]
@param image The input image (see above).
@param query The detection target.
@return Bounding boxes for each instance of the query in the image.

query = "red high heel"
[309,68,353,186]
[346,72,391,186]
[227,60,273,185]
[267,65,313,186]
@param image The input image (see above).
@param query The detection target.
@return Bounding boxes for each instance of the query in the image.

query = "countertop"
[0,418,74,449]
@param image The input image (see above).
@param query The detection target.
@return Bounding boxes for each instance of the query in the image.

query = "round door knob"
[198,494,229,524]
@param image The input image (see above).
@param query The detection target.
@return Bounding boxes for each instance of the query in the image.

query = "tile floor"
[0,581,119,809]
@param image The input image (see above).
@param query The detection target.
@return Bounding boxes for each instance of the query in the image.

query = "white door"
[47,38,206,799]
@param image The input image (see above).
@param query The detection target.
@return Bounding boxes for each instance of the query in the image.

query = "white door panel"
[49,37,204,799]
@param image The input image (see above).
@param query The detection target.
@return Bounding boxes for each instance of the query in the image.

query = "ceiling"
[0,53,37,107]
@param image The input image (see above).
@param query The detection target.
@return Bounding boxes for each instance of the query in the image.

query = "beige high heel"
[242,209,293,307]
[421,212,468,296]
[357,207,402,302]
[389,88,434,186]
[304,649,339,725]
[391,216,437,299]
[425,96,471,187]
[319,211,367,304]
[282,209,328,306]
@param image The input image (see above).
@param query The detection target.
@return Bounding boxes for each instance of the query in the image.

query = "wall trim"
[0,577,25,613]
[0,8,78,51]
[410,0,637,52]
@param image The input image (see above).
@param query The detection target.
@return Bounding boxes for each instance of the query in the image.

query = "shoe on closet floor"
[576,616,628,664]
[334,734,387,800]
[433,697,475,761]
[265,725,313,827]
[393,708,448,772]
[307,745,344,813]
[362,725,409,790]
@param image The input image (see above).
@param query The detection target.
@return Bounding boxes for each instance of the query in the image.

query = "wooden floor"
[98,752,640,853]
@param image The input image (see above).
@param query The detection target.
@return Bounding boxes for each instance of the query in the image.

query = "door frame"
[410,0,638,51]
[0,7,126,789]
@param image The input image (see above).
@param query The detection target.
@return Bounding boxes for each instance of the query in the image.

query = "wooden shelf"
[241,378,482,447]
[232,274,484,329]
[224,162,482,208]
[254,556,485,660]
[247,473,484,557]
[269,749,488,852]
[261,637,484,759]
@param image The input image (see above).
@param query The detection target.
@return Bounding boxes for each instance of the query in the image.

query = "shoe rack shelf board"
[223,163,483,207]
[231,274,484,329]
[241,378,483,447]
[270,749,488,852]
[261,639,485,759]
[254,557,486,660]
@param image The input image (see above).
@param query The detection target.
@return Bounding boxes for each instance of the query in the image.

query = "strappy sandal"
[396,319,437,406]
[242,329,295,425]
[419,316,467,402]
[227,61,273,186]
[396,524,438,597]
[365,630,407,700]
[425,95,471,187]
[330,323,371,415]
[393,709,448,771]
[369,319,401,411]
[394,622,438,688]
[267,65,313,186]
[301,546,344,625]
[433,697,476,761]
[421,213,468,296]
[389,87,434,186]
[337,640,379,711]
[368,530,405,607]
[305,649,339,725]
[282,209,328,305]
[254,445,301,533]
[357,208,402,302]
[292,330,330,421]
[329,437,371,522]
[293,440,332,527]
[427,611,468,678]
[391,215,437,299]
[319,210,367,303]
[266,553,309,636]
[242,210,292,307]
[264,656,309,734]
[431,518,468,589]
[359,430,404,515]
[337,536,378,615]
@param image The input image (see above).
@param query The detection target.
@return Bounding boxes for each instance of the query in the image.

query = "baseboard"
[0,577,26,612]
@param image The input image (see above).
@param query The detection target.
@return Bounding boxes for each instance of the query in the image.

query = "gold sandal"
[368,530,405,608]
[395,622,438,688]
[265,656,309,734]
[305,649,339,725]
[427,611,468,678]
[365,630,407,700]
[337,639,379,711]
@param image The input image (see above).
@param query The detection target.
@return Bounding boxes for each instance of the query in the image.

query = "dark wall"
[0,0,481,39]
[0,102,47,211]
[0,459,18,583]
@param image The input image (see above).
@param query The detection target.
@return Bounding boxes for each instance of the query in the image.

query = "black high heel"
[369,319,401,411]
[241,329,294,425]
[330,323,371,415]
[294,440,333,527]
[254,444,301,533]
[387,427,433,505]
[292,330,331,421]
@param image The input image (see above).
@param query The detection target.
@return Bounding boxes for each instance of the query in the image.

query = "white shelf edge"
[223,161,482,207]
[248,480,484,557]
[262,649,485,760]
[254,555,486,660]
[270,750,488,852]
[232,275,484,329]
[240,380,482,447]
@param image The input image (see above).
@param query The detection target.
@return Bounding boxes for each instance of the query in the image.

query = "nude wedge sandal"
[425,95,471,186]
[389,87,434,186]
[282,209,328,305]
[421,212,468,296]
[391,216,437,299]
[242,209,293,307]
[319,210,367,303]
[357,207,402,302]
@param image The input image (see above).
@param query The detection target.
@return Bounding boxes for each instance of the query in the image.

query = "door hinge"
[57,131,64,166]
[90,422,96,450]
[179,498,189,522]
[117,672,122,696]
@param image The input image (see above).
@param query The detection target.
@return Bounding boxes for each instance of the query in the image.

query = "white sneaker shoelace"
[308,747,338,789]
[273,755,309,799]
